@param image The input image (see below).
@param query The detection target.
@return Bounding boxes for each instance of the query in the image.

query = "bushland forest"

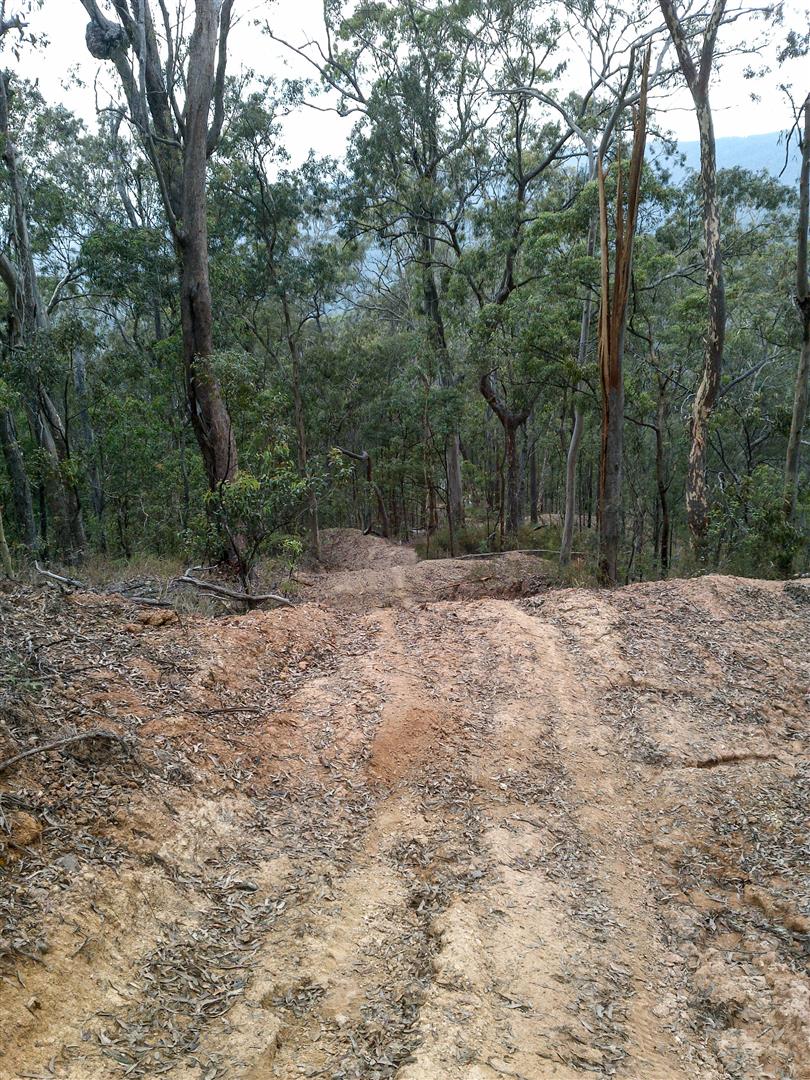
[0,0,808,588]
[3,3,810,1079]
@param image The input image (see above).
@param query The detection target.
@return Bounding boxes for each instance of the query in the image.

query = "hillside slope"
[1,539,809,1079]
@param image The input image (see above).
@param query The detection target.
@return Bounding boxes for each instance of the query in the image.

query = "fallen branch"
[456,548,588,560]
[34,562,174,608]
[0,731,131,774]
[34,561,83,588]
[177,572,293,608]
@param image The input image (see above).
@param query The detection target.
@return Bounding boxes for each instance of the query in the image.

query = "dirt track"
[1,532,809,1079]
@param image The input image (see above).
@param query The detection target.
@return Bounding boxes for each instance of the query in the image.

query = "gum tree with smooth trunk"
[78,0,240,509]
[659,0,727,557]
[784,91,810,521]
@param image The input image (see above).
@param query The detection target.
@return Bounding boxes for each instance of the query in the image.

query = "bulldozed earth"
[1,529,809,1080]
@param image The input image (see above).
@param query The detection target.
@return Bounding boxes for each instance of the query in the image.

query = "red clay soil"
[1,536,809,1079]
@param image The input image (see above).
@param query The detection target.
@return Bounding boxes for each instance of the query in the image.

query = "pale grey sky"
[8,0,809,161]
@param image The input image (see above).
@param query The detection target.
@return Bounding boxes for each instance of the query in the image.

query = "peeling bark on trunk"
[784,94,810,522]
[686,99,725,551]
[180,3,237,491]
[659,0,727,558]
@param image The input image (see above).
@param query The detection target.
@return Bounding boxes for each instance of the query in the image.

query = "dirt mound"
[317,528,418,571]
[1,572,809,1078]
[313,545,554,611]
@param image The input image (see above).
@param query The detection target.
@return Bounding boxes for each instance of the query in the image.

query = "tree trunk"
[38,385,86,554]
[659,0,727,558]
[561,405,584,564]
[82,0,239,506]
[597,51,649,585]
[283,293,320,558]
[655,381,671,576]
[337,447,390,538]
[72,349,106,547]
[26,398,74,559]
[505,421,522,537]
[561,213,597,565]
[0,406,37,550]
[421,234,464,528]
[529,440,538,524]
[180,8,237,491]
[784,94,810,522]
[686,97,725,553]
[446,430,464,530]
[599,380,624,584]
[480,372,529,538]
[0,503,13,577]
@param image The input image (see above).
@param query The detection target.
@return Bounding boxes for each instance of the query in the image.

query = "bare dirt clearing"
[1,532,809,1079]
[305,529,555,611]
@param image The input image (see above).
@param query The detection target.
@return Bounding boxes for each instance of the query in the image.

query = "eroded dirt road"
[1,535,809,1079]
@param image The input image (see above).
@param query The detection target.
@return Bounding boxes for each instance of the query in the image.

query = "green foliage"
[203,450,310,579]
[710,466,805,577]
[0,3,807,585]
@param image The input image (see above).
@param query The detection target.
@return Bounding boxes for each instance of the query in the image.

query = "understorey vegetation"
[0,0,808,589]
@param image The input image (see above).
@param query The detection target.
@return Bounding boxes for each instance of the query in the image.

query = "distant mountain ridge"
[655,131,801,188]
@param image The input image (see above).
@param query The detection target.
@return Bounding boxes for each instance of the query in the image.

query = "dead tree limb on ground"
[176,572,293,608]
[34,562,173,606]
[0,731,131,774]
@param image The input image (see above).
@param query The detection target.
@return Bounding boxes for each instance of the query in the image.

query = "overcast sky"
[7,0,809,164]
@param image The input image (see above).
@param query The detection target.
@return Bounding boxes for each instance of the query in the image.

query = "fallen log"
[456,548,588,560]
[176,572,293,608]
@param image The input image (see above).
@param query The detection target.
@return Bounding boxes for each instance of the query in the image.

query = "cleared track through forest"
[1,531,808,1079]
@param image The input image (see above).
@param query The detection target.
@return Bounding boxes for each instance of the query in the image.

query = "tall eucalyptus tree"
[78,0,240,505]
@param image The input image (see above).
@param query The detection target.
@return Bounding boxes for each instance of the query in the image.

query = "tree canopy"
[0,0,807,584]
